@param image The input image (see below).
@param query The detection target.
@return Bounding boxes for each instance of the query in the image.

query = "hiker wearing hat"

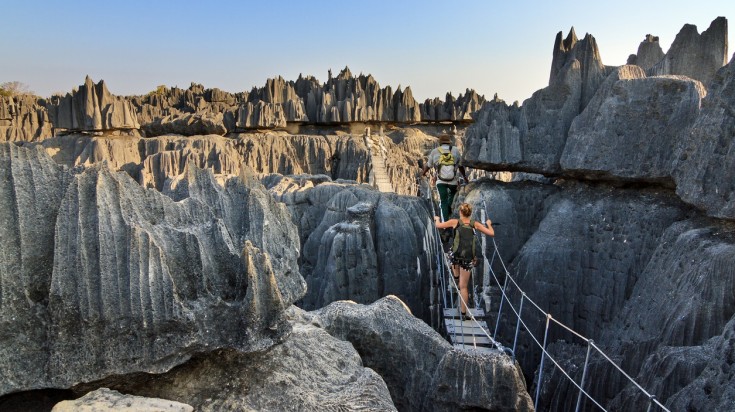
[420,133,468,222]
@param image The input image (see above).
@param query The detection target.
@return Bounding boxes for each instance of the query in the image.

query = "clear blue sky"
[1,0,733,104]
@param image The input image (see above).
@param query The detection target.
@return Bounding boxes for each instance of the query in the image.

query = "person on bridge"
[421,133,468,222]
[434,203,494,319]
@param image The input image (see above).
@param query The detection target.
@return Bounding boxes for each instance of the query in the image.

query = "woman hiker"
[434,203,494,320]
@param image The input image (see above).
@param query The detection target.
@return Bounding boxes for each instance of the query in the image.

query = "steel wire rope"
[485,235,671,411]
[485,262,607,411]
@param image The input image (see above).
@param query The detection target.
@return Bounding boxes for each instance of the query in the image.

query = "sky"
[1,0,733,104]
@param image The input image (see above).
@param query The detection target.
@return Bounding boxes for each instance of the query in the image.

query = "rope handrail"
[484,230,670,411]
[487,263,606,410]
[417,183,670,410]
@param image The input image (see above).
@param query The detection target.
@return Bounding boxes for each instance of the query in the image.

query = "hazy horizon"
[1,0,733,104]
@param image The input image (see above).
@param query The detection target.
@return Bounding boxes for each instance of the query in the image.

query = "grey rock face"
[272,181,438,321]
[47,163,298,388]
[464,30,608,174]
[665,316,735,411]
[87,307,397,411]
[627,34,665,70]
[132,83,243,133]
[561,68,706,183]
[504,184,687,374]
[648,17,729,85]
[0,143,68,393]
[316,297,534,412]
[673,56,735,220]
[457,178,560,265]
[421,89,486,121]
[141,113,227,137]
[48,76,140,132]
[0,144,306,395]
[597,217,735,410]
[0,95,53,142]
[52,388,193,412]
[38,132,371,192]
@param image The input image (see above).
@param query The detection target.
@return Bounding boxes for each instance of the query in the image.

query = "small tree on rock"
[0,81,34,97]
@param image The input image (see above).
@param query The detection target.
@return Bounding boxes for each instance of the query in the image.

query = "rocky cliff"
[266,177,438,322]
[647,16,729,85]
[47,76,140,132]
[0,94,53,142]
[0,143,305,395]
[3,70,484,141]
[458,16,735,411]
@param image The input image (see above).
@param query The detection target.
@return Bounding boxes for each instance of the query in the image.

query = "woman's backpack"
[451,219,476,261]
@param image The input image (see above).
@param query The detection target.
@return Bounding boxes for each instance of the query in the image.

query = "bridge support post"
[575,339,593,412]
[534,314,552,409]
[493,273,509,340]
[512,293,525,361]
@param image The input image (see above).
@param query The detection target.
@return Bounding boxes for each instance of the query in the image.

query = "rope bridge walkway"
[424,183,670,412]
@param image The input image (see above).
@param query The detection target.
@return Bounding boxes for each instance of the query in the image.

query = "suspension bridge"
[424,182,670,412]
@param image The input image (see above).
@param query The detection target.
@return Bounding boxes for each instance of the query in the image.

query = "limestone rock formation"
[464,29,609,174]
[0,143,306,395]
[269,180,439,322]
[492,183,688,374]
[421,89,486,121]
[0,143,68,394]
[48,76,140,132]
[598,217,735,410]
[648,16,729,85]
[234,67,469,128]
[315,297,534,412]
[52,388,193,412]
[88,307,397,411]
[626,34,665,70]
[665,316,735,411]
[141,113,227,137]
[132,83,242,133]
[673,55,735,220]
[0,95,53,142]
[561,67,706,184]
[38,132,371,192]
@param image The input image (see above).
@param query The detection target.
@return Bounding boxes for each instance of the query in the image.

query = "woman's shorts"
[451,257,474,271]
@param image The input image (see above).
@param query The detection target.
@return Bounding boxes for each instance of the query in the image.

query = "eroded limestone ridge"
[2,67,485,140]
[0,142,305,396]
[465,16,734,221]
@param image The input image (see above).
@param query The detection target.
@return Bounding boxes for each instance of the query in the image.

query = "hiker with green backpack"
[420,133,468,222]
[434,203,494,319]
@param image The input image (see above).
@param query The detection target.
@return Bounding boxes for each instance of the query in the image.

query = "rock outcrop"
[0,95,53,142]
[421,89,486,121]
[141,113,227,137]
[84,307,398,411]
[464,29,610,174]
[315,297,534,412]
[648,16,729,85]
[38,132,371,192]
[673,55,735,220]
[561,67,706,184]
[626,34,665,70]
[464,17,732,222]
[48,76,140,132]
[52,388,193,412]
[0,143,306,396]
[268,179,439,322]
